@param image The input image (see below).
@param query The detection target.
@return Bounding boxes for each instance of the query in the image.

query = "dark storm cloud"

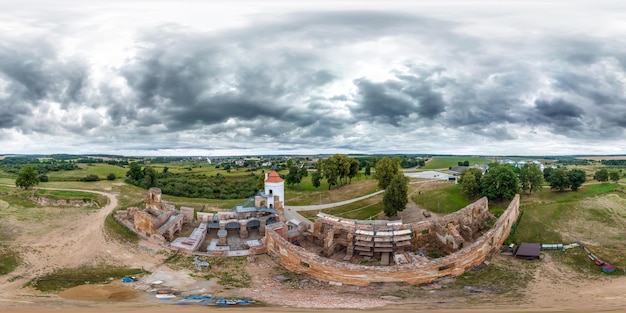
[531,99,584,131]
[351,67,447,126]
[119,26,341,132]
[0,37,89,130]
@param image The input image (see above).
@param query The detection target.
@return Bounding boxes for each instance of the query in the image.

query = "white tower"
[264,170,284,210]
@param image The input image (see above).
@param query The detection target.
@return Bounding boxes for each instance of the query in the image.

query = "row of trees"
[460,163,522,201]
[544,168,586,191]
[593,168,620,183]
[310,155,408,217]
[460,163,599,201]
[319,154,361,190]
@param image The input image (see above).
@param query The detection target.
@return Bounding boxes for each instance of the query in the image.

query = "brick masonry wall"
[264,195,520,286]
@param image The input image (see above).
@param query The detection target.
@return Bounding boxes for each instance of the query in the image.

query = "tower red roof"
[265,170,283,183]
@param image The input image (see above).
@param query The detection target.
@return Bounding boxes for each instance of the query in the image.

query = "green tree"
[519,163,544,194]
[568,169,586,191]
[126,162,144,181]
[256,171,265,191]
[311,171,322,188]
[417,159,425,167]
[460,169,481,199]
[594,169,609,183]
[285,166,301,187]
[375,157,399,189]
[15,164,39,189]
[299,167,309,180]
[481,163,519,201]
[463,160,470,166]
[321,157,339,189]
[364,162,371,177]
[549,168,570,191]
[610,171,620,183]
[348,158,360,183]
[383,173,409,217]
[543,167,554,182]
[107,173,116,180]
[80,174,100,182]
[143,166,158,188]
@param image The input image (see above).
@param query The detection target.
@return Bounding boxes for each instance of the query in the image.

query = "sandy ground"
[2,188,626,313]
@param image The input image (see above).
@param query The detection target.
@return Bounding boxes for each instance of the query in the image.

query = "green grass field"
[285,177,378,206]
[412,183,471,214]
[422,156,493,169]
[149,162,263,178]
[43,163,128,181]
[35,189,98,200]
[28,265,148,292]
[299,195,385,221]
[514,183,625,270]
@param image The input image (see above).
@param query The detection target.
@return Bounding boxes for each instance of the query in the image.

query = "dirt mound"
[59,282,139,301]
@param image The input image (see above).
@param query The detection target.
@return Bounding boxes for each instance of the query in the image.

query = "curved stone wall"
[264,195,520,286]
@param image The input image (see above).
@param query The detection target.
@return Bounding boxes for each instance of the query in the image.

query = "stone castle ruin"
[264,195,520,286]
[116,170,520,286]
[116,171,287,255]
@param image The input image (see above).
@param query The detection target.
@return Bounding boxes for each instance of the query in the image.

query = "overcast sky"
[1,0,626,156]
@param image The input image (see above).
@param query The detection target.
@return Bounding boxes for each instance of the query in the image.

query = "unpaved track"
[0,187,159,302]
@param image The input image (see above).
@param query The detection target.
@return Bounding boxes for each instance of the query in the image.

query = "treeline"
[125,163,257,199]
[601,160,626,166]
[556,159,592,165]
[353,155,425,169]
[460,163,588,202]
[75,158,128,166]
[0,157,78,174]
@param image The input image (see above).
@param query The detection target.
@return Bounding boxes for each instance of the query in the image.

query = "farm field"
[422,156,493,169]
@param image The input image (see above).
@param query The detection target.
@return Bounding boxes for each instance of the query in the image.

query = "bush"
[107,173,116,180]
[38,174,49,182]
[79,174,100,182]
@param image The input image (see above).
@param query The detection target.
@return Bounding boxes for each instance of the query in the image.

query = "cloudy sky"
[1,0,626,156]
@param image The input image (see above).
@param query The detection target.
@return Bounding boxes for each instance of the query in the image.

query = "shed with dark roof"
[515,242,541,260]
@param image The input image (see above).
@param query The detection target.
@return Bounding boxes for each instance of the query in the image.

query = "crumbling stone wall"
[264,195,519,286]
[309,197,493,259]
[30,196,95,207]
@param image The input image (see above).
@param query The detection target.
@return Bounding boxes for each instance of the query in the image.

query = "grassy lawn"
[412,183,471,214]
[160,194,246,211]
[28,265,148,292]
[423,156,492,170]
[34,189,107,207]
[299,194,385,221]
[37,180,121,190]
[149,162,263,178]
[0,186,103,224]
[514,183,625,270]
[285,178,378,206]
[43,163,128,181]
